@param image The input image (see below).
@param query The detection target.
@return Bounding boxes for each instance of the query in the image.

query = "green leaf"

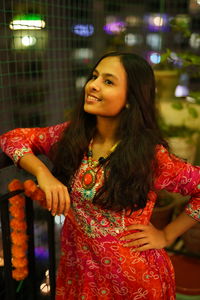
[188,107,198,118]
[171,102,183,110]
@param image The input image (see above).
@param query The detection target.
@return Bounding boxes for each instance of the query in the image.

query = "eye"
[105,79,113,85]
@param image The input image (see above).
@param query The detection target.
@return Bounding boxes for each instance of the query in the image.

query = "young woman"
[0,52,199,299]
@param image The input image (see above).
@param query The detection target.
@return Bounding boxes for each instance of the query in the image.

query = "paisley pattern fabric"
[0,123,200,300]
[0,123,67,165]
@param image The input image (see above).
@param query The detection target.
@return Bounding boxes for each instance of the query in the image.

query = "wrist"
[35,165,51,178]
[162,228,176,247]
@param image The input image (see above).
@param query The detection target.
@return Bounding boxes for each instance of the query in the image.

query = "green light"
[10,14,45,30]
[13,14,43,21]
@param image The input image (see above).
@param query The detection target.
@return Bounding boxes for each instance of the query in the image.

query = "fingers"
[64,187,70,216]
[46,190,53,212]
[57,189,65,215]
[123,237,148,248]
[51,189,59,215]
[56,186,70,216]
[120,232,146,241]
[132,244,151,252]
[44,186,70,216]
[120,223,166,251]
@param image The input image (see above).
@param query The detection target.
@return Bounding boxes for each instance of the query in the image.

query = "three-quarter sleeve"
[154,145,200,222]
[0,122,69,165]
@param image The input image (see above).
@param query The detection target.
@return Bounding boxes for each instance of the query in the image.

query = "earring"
[125,103,130,109]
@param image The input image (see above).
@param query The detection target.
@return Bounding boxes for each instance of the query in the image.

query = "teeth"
[88,95,101,101]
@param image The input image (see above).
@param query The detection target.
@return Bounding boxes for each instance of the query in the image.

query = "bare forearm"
[19,153,70,216]
[19,153,52,177]
[163,211,198,246]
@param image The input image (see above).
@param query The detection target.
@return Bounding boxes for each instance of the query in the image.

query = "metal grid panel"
[0,0,199,133]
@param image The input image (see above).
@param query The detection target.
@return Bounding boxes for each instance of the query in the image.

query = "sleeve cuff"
[13,147,33,166]
[185,204,200,222]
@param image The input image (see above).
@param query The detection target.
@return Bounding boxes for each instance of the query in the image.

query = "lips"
[86,95,102,102]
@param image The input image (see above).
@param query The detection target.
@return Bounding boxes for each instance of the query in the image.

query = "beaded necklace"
[81,139,119,191]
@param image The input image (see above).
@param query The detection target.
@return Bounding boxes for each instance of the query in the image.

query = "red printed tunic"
[1,123,200,300]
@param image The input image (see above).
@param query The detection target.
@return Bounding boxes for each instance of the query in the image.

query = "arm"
[0,123,68,165]
[0,122,70,216]
[120,145,200,250]
[163,210,197,245]
[121,211,198,250]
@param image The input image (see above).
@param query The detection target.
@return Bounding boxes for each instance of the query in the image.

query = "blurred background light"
[35,246,49,259]
[125,16,142,27]
[190,33,200,48]
[21,35,37,47]
[146,33,162,50]
[40,270,50,295]
[72,24,94,37]
[103,21,126,35]
[9,14,45,30]
[124,33,143,46]
[12,30,47,50]
[76,77,87,89]
[73,48,93,60]
[144,14,169,32]
[148,52,161,64]
[106,16,117,23]
[175,85,189,97]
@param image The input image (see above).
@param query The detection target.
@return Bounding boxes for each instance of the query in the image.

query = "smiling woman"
[0,52,200,300]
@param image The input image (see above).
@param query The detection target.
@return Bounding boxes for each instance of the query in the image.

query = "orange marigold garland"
[24,180,47,209]
[8,179,28,281]
[8,179,47,281]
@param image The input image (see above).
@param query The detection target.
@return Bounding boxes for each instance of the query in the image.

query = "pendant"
[82,169,96,190]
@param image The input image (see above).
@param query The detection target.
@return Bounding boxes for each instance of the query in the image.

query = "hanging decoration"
[8,179,47,281]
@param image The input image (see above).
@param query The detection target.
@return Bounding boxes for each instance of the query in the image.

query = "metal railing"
[0,152,56,300]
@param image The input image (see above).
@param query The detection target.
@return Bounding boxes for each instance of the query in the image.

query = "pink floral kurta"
[1,123,200,299]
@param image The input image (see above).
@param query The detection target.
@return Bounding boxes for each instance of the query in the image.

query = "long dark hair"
[51,52,168,212]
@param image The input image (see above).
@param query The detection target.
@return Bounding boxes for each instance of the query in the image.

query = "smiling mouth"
[87,95,102,102]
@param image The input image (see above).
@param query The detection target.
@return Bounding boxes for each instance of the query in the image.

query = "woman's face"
[84,56,127,118]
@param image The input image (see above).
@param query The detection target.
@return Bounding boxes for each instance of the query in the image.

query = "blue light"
[72,24,94,37]
[150,52,161,64]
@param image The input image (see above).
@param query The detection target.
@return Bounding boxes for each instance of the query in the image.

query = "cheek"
[113,91,127,108]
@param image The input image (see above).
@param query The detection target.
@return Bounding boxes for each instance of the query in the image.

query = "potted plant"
[153,13,200,101]
[158,92,200,163]
[153,14,200,163]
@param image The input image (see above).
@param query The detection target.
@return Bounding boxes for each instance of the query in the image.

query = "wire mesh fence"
[0,0,199,133]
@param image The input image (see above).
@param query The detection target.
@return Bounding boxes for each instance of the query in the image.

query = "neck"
[94,116,119,143]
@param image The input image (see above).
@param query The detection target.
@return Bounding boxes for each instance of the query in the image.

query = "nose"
[88,78,100,92]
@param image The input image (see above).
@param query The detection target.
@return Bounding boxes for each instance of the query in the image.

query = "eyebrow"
[93,69,119,81]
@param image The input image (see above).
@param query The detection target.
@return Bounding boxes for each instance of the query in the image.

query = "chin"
[84,104,97,115]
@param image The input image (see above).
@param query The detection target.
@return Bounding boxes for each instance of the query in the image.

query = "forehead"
[95,56,126,80]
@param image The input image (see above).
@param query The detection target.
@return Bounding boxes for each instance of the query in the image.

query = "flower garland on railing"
[8,179,47,281]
